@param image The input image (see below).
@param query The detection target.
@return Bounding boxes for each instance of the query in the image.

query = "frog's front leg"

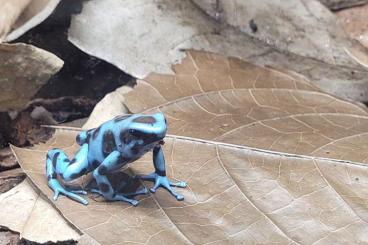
[138,145,187,201]
[93,151,140,206]
[46,144,90,205]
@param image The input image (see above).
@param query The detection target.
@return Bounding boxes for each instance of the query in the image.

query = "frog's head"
[119,113,167,149]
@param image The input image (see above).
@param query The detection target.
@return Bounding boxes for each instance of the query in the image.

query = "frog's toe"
[62,190,88,205]
[53,190,60,201]
[149,175,185,201]
[72,190,88,195]
[126,186,148,196]
[65,186,87,195]
[90,188,102,195]
[135,172,156,181]
[131,199,139,207]
[170,180,187,188]
[111,194,139,206]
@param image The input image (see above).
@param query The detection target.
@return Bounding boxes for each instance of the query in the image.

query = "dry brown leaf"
[11,50,368,244]
[337,4,368,49]
[2,0,61,42]
[0,179,80,243]
[69,0,368,102]
[319,0,368,10]
[0,0,31,41]
[0,43,63,111]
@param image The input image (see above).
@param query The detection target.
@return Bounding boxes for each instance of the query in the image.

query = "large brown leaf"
[12,51,368,244]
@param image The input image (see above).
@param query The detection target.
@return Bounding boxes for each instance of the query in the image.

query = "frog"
[45,112,187,206]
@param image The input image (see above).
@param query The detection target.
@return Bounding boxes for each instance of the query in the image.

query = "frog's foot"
[92,190,139,206]
[138,173,186,201]
[49,180,88,205]
[64,186,88,195]
[90,186,148,197]
[90,188,145,206]
[137,173,187,188]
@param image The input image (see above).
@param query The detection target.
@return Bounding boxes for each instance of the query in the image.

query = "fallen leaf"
[69,0,368,102]
[11,50,368,244]
[0,179,80,243]
[0,147,18,170]
[2,0,61,42]
[0,168,25,193]
[0,43,63,111]
[337,4,368,48]
[319,0,368,10]
[0,0,31,41]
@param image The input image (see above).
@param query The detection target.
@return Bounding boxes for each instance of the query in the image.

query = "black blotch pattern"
[80,167,88,175]
[52,152,60,168]
[63,158,69,162]
[131,130,158,145]
[76,134,81,145]
[102,130,117,157]
[69,172,80,180]
[155,169,166,177]
[69,158,77,165]
[119,130,133,144]
[100,183,110,193]
[114,114,131,122]
[86,133,91,143]
[68,167,87,180]
[92,160,100,169]
[132,116,156,124]
[98,165,108,175]
[92,126,101,139]
[131,144,140,155]
[47,172,57,181]
[118,155,131,164]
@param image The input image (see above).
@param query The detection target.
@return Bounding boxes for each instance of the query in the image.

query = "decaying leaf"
[11,50,368,244]
[0,0,31,41]
[0,43,63,111]
[337,4,368,49]
[0,179,80,243]
[69,0,368,102]
[319,0,368,10]
[2,0,61,42]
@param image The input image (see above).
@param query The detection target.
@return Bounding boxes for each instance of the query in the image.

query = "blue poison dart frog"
[45,113,187,206]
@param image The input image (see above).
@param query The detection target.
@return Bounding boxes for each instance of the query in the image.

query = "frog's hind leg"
[46,143,90,205]
[92,151,140,206]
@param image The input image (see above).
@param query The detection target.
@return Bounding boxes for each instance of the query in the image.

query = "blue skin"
[45,113,187,206]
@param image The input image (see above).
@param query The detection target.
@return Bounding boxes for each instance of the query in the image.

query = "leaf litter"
[10,50,368,244]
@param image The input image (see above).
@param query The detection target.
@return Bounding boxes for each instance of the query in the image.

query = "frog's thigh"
[61,143,90,181]
[92,151,139,206]
[92,151,120,198]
